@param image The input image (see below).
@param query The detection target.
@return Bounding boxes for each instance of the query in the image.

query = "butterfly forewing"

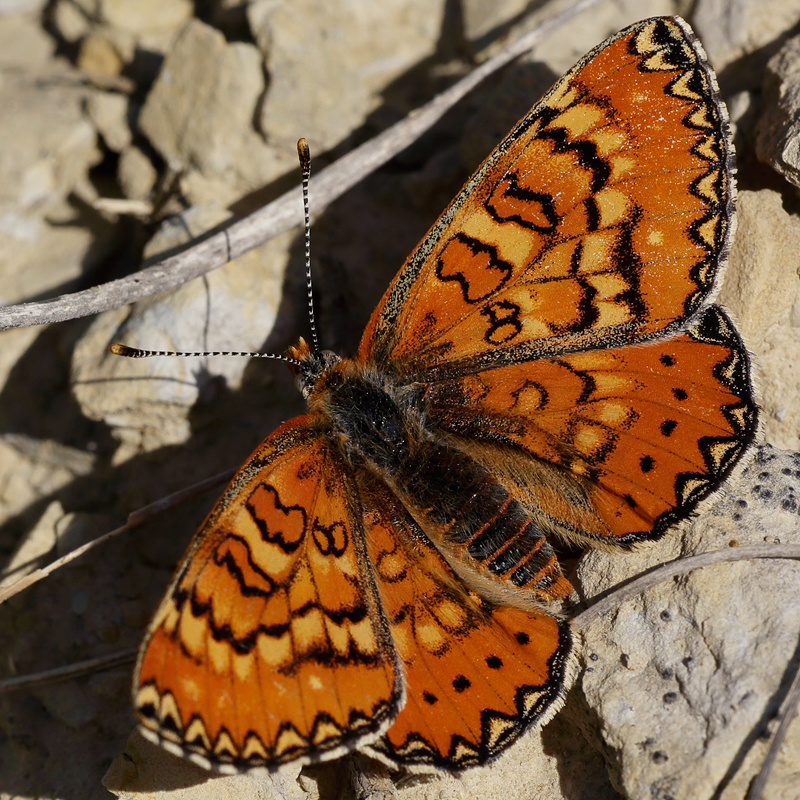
[134,417,402,770]
[359,17,734,381]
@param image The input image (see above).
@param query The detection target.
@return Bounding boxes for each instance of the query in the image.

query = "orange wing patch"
[134,418,402,770]
[426,306,756,545]
[360,17,733,380]
[358,479,573,768]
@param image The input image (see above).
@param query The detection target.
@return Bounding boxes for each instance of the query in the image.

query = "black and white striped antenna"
[110,138,320,367]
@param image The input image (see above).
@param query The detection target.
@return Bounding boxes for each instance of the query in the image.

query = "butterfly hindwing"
[356,476,573,768]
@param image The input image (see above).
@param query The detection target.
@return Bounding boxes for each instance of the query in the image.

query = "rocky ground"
[0,0,799,799]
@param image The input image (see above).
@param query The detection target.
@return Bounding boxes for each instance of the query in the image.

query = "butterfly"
[129,16,758,773]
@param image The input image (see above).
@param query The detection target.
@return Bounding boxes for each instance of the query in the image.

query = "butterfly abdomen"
[320,363,571,608]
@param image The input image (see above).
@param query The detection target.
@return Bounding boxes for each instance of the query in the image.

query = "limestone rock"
[718,189,800,451]
[248,0,447,153]
[692,0,800,80]
[71,201,293,462]
[118,145,158,199]
[756,33,800,191]
[578,445,800,800]
[139,19,293,206]
[85,89,133,152]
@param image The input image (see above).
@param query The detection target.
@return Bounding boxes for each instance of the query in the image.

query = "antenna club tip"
[297,138,310,163]
[110,343,137,357]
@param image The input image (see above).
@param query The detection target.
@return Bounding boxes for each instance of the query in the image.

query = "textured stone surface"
[248,0,447,153]
[756,33,800,190]
[578,445,800,800]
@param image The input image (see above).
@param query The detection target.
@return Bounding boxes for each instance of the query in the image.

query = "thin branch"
[0,0,602,332]
[0,467,235,606]
[572,544,800,629]
[0,648,139,694]
[746,652,800,800]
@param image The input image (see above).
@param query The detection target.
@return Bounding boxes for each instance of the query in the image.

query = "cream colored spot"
[587,272,629,300]
[452,740,480,763]
[435,598,469,628]
[292,607,327,653]
[697,216,719,247]
[185,718,211,750]
[695,171,719,203]
[591,128,626,157]
[177,607,207,661]
[594,299,632,328]
[135,685,161,716]
[554,104,605,137]
[595,188,629,227]
[461,206,536,267]
[521,686,544,714]
[390,624,412,661]
[159,692,183,733]
[275,726,307,757]
[573,424,606,457]
[695,134,719,162]
[308,674,324,691]
[313,719,344,745]
[232,651,255,684]
[257,630,292,668]
[326,618,350,657]
[580,231,614,269]
[548,83,579,111]
[609,154,636,181]
[595,401,633,427]
[417,620,447,653]
[689,107,712,130]
[234,511,294,579]
[570,461,587,476]
[242,733,268,759]
[377,550,406,582]
[349,615,379,656]
[486,716,517,749]
[152,599,180,635]
[207,635,231,675]
[648,229,664,246]
[592,371,634,395]
[214,730,239,757]
[671,71,702,101]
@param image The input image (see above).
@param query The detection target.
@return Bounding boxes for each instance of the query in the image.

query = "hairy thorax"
[287,338,574,615]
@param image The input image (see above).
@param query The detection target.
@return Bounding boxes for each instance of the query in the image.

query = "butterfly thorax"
[289,350,573,612]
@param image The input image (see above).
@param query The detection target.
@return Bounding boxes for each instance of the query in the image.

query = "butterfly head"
[285,336,342,400]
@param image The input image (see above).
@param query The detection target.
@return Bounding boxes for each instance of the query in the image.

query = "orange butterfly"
[128,16,757,772]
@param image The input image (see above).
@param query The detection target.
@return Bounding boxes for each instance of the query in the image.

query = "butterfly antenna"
[108,343,301,366]
[297,138,320,355]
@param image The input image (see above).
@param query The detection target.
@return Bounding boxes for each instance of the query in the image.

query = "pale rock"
[692,0,800,75]
[756,33,800,190]
[52,0,91,42]
[461,0,532,44]
[718,189,800,450]
[0,434,95,528]
[85,90,133,152]
[78,30,124,75]
[248,0,448,153]
[98,0,192,34]
[0,16,106,303]
[0,0,47,13]
[139,19,293,206]
[0,500,63,589]
[71,202,293,462]
[577,445,800,800]
[0,11,53,69]
[118,145,158,199]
